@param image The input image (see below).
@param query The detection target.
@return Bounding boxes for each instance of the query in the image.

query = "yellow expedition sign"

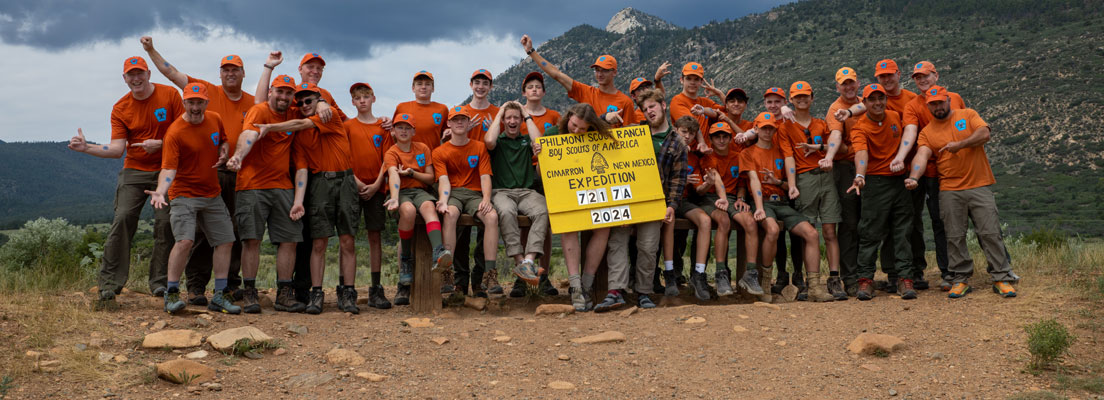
[538,125,665,234]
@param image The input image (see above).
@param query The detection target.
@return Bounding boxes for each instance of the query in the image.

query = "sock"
[582,273,595,291]
[312,286,322,292]
[244,279,256,289]
[715,262,728,273]
[829,271,840,277]
[694,263,706,273]
[425,221,443,248]
[569,274,582,290]
[371,272,381,286]
[167,281,179,292]
[399,229,413,258]
[486,259,497,277]
[214,279,227,292]
[664,260,674,271]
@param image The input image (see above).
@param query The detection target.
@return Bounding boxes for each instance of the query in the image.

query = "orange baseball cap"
[413,70,434,81]
[471,69,493,81]
[394,113,416,128]
[708,121,734,136]
[299,52,325,67]
[835,67,857,84]
[629,77,652,93]
[448,105,472,120]
[754,112,780,129]
[862,83,886,99]
[522,71,544,89]
[295,82,320,96]
[912,61,937,77]
[725,88,748,102]
[789,81,812,98]
[682,62,704,78]
[875,59,898,76]
[763,87,786,99]
[182,83,208,101]
[349,82,373,93]
[272,74,296,90]
[924,85,949,103]
[123,56,148,73]
[220,55,243,68]
[591,55,617,70]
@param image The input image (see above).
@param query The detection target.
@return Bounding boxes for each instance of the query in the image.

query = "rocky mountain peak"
[605,7,678,34]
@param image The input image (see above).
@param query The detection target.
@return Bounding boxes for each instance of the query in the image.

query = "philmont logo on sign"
[467,155,479,168]
[372,135,382,147]
[154,108,167,122]
[210,133,220,146]
[415,153,426,167]
[432,113,442,125]
[955,119,967,131]
[591,152,609,174]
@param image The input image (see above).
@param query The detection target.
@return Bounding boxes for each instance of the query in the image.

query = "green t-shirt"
[489,133,535,189]
[648,122,671,161]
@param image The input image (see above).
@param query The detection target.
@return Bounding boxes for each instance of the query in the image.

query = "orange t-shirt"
[849,110,904,176]
[110,83,184,171]
[904,91,966,177]
[917,109,995,192]
[237,102,296,191]
[393,101,449,151]
[292,114,352,173]
[317,87,348,122]
[432,140,492,192]
[702,148,745,196]
[520,108,561,137]
[186,76,254,153]
[670,93,723,137]
[345,118,392,184]
[886,89,917,115]
[568,80,637,128]
[739,144,786,201]
[382,142,433,190]
[826,95,861,161]
[162,112,226,200]
[459,103,500,143]
[777,118,830,174]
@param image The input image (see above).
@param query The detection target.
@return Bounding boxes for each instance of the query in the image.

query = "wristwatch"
[524,115,533,121]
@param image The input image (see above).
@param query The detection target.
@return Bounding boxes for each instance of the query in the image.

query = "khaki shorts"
[795,169,842,224]
[398,187,437,208]
[307,171,360,238]
[169,196,236,246]
[446,187,486,216]
[235,189,303,243]
[675,199,702,218]
[697,193,746,218]
[763,200,810,232]
[359,192,386,232]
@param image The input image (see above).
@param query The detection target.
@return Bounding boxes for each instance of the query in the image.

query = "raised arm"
[68,128,126,158]
[521,35,573,91]
[483,107,506,151]
[140,36,188,88]
[254,51,282,103]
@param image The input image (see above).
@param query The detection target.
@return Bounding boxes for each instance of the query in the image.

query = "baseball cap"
[471,69,493,82]
[835,67,857,84]
[448,105,472,120]
[123,56,148,73]
[413,70,434,81]
[182,83,208,101]
[924,85,949,103]
[862,83,886,98]
[299,52,325,67]
[875,59,898,76]
[591,55,617,70]
[725,88,748,103]
[764,87,786,99]
[682,62,704,78]
[393,113,416,128]
[629,77,652,94]
[912,61,937,78]
[271,74,296,90]
[349,82,373,94]
[708,121,734,136]
[220,55,243,68]
[789,81,812,98]
[522,71,544,90]
[754,112,780,129]
[295,82,320,96]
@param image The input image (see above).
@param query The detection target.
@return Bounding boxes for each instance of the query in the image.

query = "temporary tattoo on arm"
[903,141,909,146]
[165,178,172,182]
[102,145,109,150]
[443,191,449,195]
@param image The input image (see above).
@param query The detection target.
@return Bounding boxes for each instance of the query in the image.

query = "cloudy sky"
[0,0,789,143]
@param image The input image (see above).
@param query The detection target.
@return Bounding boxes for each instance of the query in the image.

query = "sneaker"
[770,271,788,295]
[662,270,680,297]
[163,289,185,314]
[152,286,167,297]
[593,291,625,313]
[275,285,306,313]
[208,290,241,314]
[569,287,587,312]
[715,268,734,296]
[856,278,875,301]
[738,268,765,295]
[638,294,657,309]
[394,284,411,306]
[187,292,208,306]
[399,256,414,286]
[992,282,1017,298]
[341,287,360,314]
[538,274,559,296]
[304,288,324,314]
[897,279,918,300]
[241,287,261,314]
[94,291,120,312]
[948,283,972,298]
[482,267,503,295]
[432,246,453,273]
[913,276,930,291]
[939,277,953,292]
[827,276,848,301]
[509,277,528,298]
[512,261,540,286]
[689,270,712,301]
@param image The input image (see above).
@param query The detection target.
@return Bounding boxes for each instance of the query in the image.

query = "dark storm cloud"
[0,0,790,57]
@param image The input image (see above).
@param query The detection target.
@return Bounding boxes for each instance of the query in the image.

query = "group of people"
[69,34,1019,316]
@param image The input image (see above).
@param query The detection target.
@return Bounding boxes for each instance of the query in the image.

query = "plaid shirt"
[653,121,689,210]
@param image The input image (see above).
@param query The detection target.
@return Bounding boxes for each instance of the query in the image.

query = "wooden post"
[411,226,443,313]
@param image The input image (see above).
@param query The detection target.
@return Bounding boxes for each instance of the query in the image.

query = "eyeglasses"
[296,98,317,107]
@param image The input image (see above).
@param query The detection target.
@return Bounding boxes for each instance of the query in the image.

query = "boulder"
[156,360,215,384]
[207,326,273,352]
[325,348,365,367]
[142,330,202,349]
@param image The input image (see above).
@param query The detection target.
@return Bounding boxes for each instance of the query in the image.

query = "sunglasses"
[296,97,317,107]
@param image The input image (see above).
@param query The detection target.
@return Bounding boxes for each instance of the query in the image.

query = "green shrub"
[0,218,84,270]
[1024,318,1075,370]
[1022,226,1069,249]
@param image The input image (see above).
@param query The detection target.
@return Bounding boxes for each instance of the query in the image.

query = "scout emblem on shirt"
[210,132,220,146]
[730,166,739,178]
[373,134,382,147]
[154,107,167,122]
[416,153,426,167]
[544,122,553,131]
[467,155,479,168]
[955,119,967,131]
[606,105,618,113]
[432,113,442,125]
[775,159,783,171]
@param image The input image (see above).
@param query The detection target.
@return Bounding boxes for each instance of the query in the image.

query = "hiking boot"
[898,279,918,300]
[304,288,324,315]
[593,290,625,313]
[367,285,392,309]
[856,278,875,301]
[394,284,411,306]
[187,291,207,306]
[163,289,185,314]
[570,287,587,312]
[432,246,453,273]
[662,270,680,297]
[335,285,349,311]
[827,276,847,301]
[398,256,414,286]
[341,287,360,314]
[796,284,809,301]
[913,276,930,290]
[806,272,835,302]
[582,289,595,312]
[948,282,972,298]
[94,290,120,311]
[940,277,953,292]
[241,287,261,314]
[715,268,734,297]
[509,277,528,298]
[538,274,559,296]
[757,265,774,302]
[440,268,455,294]
[875,278,897,293]
[229,287,245,302]
[992,282,1017,298]
[208,290,241,314]
[152,286,167,297]
[738,268,765,295]
[770,271,788,295]
[638,293,657,309]
[512,260,540,286]
[294,286,310,305]
[483,266,503,295]
[275,285,306,313]
[689,270,712,301]
[845,281,859,297]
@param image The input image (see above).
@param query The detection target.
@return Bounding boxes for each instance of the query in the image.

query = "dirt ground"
[2,270,1102,400]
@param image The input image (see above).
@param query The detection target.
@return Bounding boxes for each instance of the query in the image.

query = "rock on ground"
[156,359,215,384]
[325,348,366,366]
[356,372,387,382]
[535,304,575,315]
[847,333,905,355]
[569,331,626,344]
[141,330,202,349]
[207,326,273,352]
[548,381,576,390]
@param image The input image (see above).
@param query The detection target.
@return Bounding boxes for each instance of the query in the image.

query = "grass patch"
[1025,319,1076,371]
[1055,373,1104,393]
[229,338,282,356]
[0,375,14,399]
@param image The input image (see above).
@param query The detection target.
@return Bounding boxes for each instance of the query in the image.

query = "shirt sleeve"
[826,103,844,133]
[567,80,589,104]
[431,147,447,181]
[477,145,493,176]
[903,101,920,127]
[382,147,398,169]
[161,131,179,170]
[967,109,988,129]
[849,124,868,153]
[110,105,128,141]
[778,125,795,158]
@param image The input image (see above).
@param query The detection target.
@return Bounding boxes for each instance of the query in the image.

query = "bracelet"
[847,109,853,118]
[524,115,532,121]
[264,64,274,70]
[526,48,534,55]
[904,177,918,182]
[855,174,865,179]
[819,143,825,151]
